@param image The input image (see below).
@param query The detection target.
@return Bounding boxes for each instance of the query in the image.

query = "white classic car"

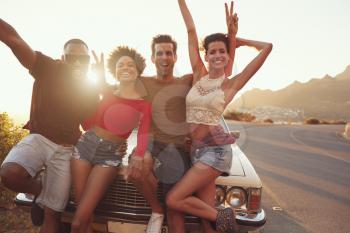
[15,119,266,233]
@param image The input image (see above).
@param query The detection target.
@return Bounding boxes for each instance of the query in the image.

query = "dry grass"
[0,181,39,233]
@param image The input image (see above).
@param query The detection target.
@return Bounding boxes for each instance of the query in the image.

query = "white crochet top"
[186,74,225,125]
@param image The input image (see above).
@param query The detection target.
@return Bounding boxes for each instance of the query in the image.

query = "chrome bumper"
[236,209,266,232]
[15,193,266,232]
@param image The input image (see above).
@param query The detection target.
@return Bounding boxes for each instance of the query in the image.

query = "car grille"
[95,175,164,210]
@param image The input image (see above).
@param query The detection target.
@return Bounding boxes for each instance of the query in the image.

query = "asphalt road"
[227,122,350,233]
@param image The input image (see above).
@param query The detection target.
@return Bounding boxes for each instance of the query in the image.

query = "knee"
[0,164,25,188]
[71,219,82,233]
[165,193,179,210]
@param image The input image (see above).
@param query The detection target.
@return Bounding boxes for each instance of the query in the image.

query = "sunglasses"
[64,54,90,64]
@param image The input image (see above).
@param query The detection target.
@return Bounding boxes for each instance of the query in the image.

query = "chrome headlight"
[225,187,247,208]
[215,186,226,206]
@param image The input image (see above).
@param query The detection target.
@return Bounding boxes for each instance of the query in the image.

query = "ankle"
[209,220,217,230]
[151,212,164,217]
[151,207,164,215]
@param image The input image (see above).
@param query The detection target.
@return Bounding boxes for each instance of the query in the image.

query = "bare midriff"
[92,126,127,144]
[189,123,217,142]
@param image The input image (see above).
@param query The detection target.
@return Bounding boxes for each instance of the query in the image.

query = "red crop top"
[82,88,151,157]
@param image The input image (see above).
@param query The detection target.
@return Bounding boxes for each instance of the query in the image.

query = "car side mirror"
[230,130,240,139]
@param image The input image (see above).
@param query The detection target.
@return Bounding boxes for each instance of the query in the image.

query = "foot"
[31,196,44,226]
[216,208,239,233]
[146,212,165,233]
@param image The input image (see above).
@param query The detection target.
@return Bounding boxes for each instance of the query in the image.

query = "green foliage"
[0,113,32,231]
[0,112,28,164]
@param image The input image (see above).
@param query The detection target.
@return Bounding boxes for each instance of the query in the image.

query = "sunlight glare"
[87,70,98,84]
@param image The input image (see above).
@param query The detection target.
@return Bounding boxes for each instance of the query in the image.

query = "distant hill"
[229,65,350,121]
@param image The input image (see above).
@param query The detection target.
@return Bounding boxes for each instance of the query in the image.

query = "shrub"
[0,112,28,164]
[304,118,320,125]
[319,120,330,124]
[224,110,256,122]
[263,119,274,124]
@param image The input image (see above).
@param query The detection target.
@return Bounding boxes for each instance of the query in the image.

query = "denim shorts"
[73,130,123,167]
[148,141,191,194]
[191,144,232,176]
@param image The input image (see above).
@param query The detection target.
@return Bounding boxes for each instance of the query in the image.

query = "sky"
[1,0,350,124]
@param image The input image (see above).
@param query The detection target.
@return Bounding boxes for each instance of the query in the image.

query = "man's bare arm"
[0,18,36,70]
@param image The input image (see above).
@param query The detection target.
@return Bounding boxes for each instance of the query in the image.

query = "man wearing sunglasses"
[0,18,101,233]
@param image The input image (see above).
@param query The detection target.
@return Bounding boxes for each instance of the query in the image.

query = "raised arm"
[228,38,272,92]
[177,0,205,80]
[0,19,36,70]
[224,1,238,77]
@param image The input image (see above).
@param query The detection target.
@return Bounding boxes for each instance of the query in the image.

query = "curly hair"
[107,46,146,77]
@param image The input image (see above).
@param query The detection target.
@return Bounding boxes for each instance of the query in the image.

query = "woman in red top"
[71,46,151,233]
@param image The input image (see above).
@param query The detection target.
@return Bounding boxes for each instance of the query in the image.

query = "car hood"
[216,144,262,188]
[229,144,245,176]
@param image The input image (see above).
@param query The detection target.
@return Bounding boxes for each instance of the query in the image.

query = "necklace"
[195,75,224,96]
[195,83,220,96]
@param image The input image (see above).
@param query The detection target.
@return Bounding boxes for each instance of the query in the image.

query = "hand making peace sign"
[91,50,106,83]
[225,1,238,36]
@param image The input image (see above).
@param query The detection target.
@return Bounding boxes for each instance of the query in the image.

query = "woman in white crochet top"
[166,1,273,233]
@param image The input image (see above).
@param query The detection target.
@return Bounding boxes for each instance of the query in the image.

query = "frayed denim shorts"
[191,144,232,176]
[73,130,123,167]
